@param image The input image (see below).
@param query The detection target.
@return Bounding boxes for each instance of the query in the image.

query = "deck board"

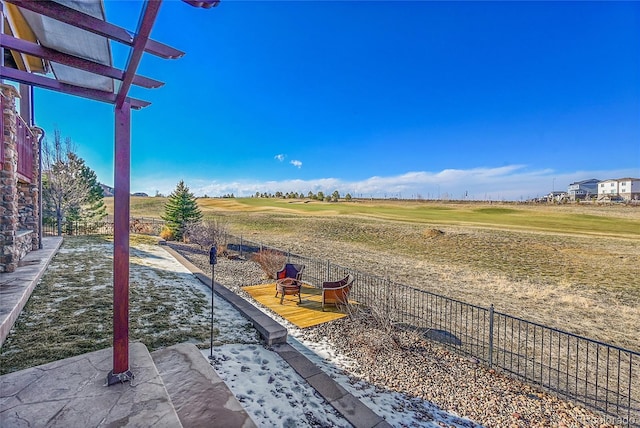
[242,283,348,328]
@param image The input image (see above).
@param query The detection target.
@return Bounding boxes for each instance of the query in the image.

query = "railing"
[0,90,35,180]
[42,217,164,237]
[491,312,637,426]
[226,234,639,427]
[16,115,34,181]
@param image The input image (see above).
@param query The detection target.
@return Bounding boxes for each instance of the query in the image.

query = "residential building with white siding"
[597,178,640,201]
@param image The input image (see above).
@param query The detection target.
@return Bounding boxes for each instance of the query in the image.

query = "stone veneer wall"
[1,84,40,273]
[14,231,34,264]
[18,179,40,250]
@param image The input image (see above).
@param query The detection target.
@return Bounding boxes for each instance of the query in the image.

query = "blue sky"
[31,0,640,200]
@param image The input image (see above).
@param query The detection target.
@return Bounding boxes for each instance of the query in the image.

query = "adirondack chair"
[321,274,355,311]
[275,263,305,304]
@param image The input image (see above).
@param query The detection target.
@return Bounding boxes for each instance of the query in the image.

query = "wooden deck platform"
[242,283,348,328]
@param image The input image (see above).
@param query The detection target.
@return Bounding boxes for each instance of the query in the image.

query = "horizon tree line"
[249,190,352,202]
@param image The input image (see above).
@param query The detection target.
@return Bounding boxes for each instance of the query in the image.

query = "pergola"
[0,0,218,385]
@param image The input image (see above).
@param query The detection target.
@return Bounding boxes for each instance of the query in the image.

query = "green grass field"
[111,196,640,239]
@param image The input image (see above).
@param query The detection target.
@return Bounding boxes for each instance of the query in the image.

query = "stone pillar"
[29,127,42,250]
[16,126,41,250]
[1,84,20,273]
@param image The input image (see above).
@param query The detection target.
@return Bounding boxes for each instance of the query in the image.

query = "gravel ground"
[167,241,621,428]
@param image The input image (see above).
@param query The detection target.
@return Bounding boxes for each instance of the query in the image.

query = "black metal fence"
[42,217,164,237]
[226,233,639,427]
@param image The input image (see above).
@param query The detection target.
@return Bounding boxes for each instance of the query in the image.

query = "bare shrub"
[251,249,286,279]
[423,228,444,238]
[346,299,395,336]
[130,218,161,235]
[184,218,229,251]
[343,303,404,361]
[159,225,174,241]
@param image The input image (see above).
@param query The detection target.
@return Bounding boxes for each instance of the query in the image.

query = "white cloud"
[132,166,639,201]
[290,160,302,168]
[274,154,285,162]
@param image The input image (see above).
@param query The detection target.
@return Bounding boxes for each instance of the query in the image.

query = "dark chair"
[321,274,354,311]
[275,263,305,304]
[276,263,305,283]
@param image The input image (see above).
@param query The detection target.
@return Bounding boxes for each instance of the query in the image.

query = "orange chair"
[321,274,354,311]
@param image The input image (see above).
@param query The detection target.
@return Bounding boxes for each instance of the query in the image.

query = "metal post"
[209,262,214,359]
[208,245,217,361]
[488,304,495,368]
[386,277,391,315]
[107,100,133,386]
[35,127,44,249]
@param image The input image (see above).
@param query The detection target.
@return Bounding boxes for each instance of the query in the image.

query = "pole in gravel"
[208,245,217,361]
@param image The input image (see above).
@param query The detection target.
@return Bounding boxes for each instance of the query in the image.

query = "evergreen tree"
[79,159,107,222]
[55,153,106,232]
[162,180,202,241]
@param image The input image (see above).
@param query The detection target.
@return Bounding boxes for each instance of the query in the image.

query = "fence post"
[385,277,390,316]
[326,260,330,282]
[488,304,494,368]
[287,249,291,263]
[239,235,243,258]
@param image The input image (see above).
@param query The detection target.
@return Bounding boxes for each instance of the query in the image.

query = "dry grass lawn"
[209,203,639,352]
[110,198,639,352]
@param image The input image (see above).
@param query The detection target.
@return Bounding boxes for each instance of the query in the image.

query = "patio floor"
[242,283,348,328]
[0,237,63,347]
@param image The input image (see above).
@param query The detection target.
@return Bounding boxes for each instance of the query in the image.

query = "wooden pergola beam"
[0,66,150,109]
[115,1,162,109]
[4,0,185,59]
[1,34,163,89]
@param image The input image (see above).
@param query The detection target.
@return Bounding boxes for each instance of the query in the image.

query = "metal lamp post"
[208,245,217,361]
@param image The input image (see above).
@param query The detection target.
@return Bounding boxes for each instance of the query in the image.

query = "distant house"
[597,178,640,201]
[547,191,567,202]
[567,179,599,201]
[617,178,640,201]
